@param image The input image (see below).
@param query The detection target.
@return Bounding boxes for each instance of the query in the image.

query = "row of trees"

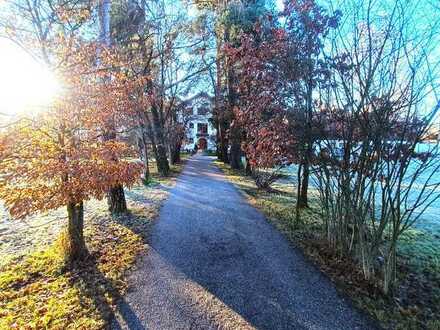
[205,0,440,294]
[1,0,439,295]
[0,0,208,262]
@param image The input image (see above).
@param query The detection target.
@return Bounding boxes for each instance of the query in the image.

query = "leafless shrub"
[252,167,284,190]
[314,0,440,294]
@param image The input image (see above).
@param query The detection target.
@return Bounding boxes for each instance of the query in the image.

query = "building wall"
[182,94,217,152]
[183,118,217,151]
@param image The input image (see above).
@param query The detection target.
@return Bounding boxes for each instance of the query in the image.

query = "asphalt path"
[112,154,377,330]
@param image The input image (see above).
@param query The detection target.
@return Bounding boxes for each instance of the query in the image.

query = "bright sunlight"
[0,39,61,116]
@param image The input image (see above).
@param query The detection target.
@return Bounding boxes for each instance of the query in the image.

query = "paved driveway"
[112,154,377,330]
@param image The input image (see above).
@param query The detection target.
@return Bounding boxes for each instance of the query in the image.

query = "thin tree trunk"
[298,162,309,208]
[295,164,303,227]
[245,155,252,176]
[141,132,150,182]
[99,0,111,47]
[216,122,223,160]
[383,241,397,295]
[297,49,314,209]
[215,23,226,162]
[66,201,86,262]
[151,105,170,176]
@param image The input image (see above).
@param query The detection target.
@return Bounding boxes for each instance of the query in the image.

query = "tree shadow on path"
[69,251,146,330]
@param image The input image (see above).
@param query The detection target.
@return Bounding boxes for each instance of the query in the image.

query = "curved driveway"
[112,154,377,330]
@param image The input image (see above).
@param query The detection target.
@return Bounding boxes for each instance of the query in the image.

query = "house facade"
[181,92,216,152]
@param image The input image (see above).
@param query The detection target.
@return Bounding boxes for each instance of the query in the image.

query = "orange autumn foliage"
[0,39,143,219]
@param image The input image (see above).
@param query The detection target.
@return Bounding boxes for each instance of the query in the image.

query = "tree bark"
[107,185,127,214]
[170,142,181,164]
[297,46,315,209]
[215,22,226,162]
[245,155,252,176]
[140,132,150,182]
[224,26,241,168]
[66,201,86,262]
[219,121,229,163]
[151,105,170,176]
[216,127,221,159]
[229,137,242,169]
[297,162,309,208]
[156,145,170,175]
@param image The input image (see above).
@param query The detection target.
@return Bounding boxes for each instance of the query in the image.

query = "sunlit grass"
[0,213,145,329]
[0,156,189,329]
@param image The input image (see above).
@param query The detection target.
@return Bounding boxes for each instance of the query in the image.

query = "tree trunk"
[298,50,314,209]
[297,162,309,208]
[142,136,150,182]
[156,145,170,175]
[216,121,223,160]
[105,166,127,214]
[245,155,252,176]
[99,0,112,47]
[107,185,127,214]
[138,132,150,182]
[98,0,127,213]
[229,137,241,169]
[220,122,229,163]
[104,129,128,214]
[170,142,181,164]
[66,201,86,262]
[215,24,226,163]
[295,164,303,227]
[151,105,170,176]
[383,242,397,295]
[225,26,241,168]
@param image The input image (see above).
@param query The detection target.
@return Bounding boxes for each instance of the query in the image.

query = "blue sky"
[0,0,438,121]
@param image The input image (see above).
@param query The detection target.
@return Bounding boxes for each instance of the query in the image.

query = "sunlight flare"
[0,40,61,117]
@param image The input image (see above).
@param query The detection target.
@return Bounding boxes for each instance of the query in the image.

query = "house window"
[197,107,209,115]
[189,122,194,128]
[188,137,194,143]
[197,123,208,134]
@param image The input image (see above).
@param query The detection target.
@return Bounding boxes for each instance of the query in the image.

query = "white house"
[181,92,217,152]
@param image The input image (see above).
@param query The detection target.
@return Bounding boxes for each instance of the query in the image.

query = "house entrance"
[198,138,207,150]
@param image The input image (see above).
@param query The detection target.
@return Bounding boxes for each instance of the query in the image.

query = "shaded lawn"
[215,161,440,330]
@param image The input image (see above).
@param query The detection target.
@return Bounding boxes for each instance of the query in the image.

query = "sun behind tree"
[0,40,143,263]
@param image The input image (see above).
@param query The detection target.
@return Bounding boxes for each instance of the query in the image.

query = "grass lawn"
[215,160,440,330]
[0,156,188,329]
